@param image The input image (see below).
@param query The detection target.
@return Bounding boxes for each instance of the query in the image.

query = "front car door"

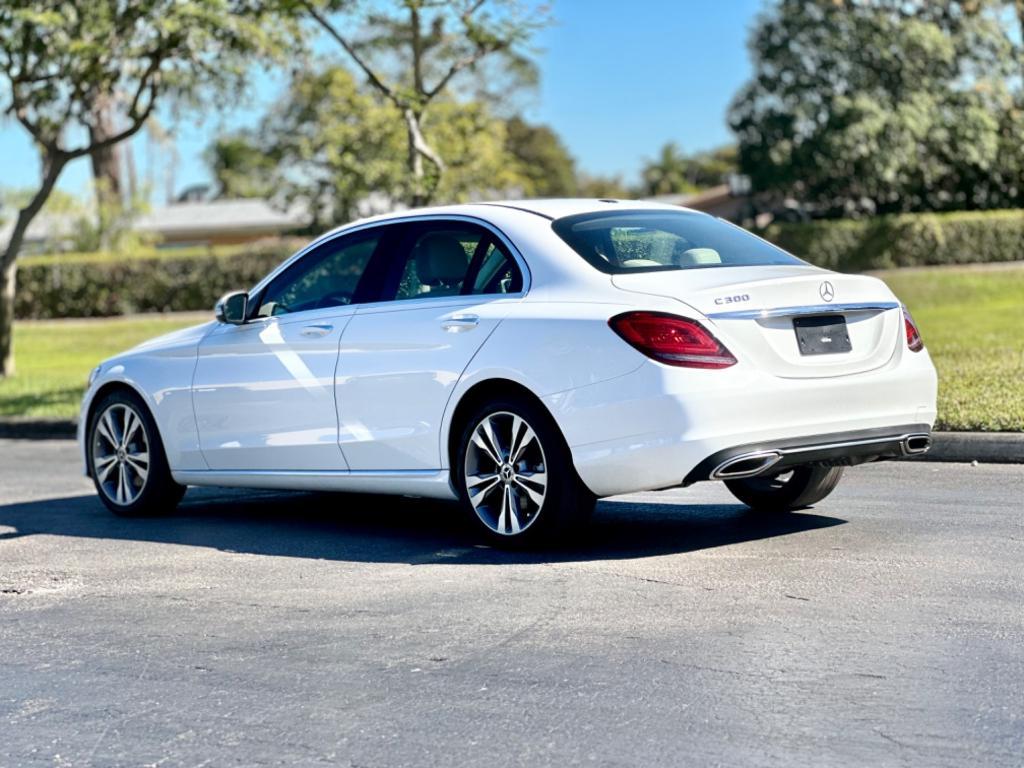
[336,218,527,471]
[192,228,389,471]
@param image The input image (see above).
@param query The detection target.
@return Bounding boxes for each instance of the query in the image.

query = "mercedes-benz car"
[80,199,937,545]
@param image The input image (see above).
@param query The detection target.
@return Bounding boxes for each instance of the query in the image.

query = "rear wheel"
[725,465,844,512]
[87,389,185,517]
[455,396,594,547]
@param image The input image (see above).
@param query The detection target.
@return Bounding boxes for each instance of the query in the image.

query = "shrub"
[759,209,1024,272]
[16,239,306,319]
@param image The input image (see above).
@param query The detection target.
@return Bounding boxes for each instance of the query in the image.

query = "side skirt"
[171,468,458,500]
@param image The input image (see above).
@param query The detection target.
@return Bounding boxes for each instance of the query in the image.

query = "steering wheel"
[316,291,354,309]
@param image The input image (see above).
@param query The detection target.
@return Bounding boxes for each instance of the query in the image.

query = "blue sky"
[0,0,764,202]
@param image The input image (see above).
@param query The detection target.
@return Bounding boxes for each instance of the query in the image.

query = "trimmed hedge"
[16,239,306,320]
[12,209,1024,319]
[760,209,1024,272]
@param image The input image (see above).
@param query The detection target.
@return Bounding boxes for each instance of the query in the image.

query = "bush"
[16,239,307,319]
[759,209,1024,272]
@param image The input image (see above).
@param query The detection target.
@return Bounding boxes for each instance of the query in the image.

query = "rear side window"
[551,210,804,274]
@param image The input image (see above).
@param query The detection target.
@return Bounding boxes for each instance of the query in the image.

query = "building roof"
[133,199,309,236]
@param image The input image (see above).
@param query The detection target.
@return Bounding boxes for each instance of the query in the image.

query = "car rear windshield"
[551,210,805,274]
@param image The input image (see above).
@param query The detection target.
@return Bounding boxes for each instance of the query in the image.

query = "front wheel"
[87,389,185,516]
[455,396,595,547]
[725,465,844,512]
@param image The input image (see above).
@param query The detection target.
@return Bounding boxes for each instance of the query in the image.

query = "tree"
[640,142,698,197]
[728,0,1023,217]
[208,65,530,228]
[0,0,300,376]
[504,117,577,197]
[301,0,549,206]
[207,133,282,200]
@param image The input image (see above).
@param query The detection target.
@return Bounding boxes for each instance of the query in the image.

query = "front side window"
[552,210,804,274]
[256,232,380,317]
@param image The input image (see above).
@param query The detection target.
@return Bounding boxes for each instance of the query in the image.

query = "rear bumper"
[544,348,938,497]
[681,424,932,485]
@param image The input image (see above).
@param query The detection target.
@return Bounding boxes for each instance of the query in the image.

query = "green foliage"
[504,117,578,197]
[729,0,1024,216]
[207,65,531,227]
[760,209,1024,272]
[207,134,281,199]
[878,264,1024,432]
[304,0,549,205]
[14,240,305,320]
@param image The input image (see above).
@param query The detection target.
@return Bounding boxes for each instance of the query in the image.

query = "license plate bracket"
[793,315,852,355]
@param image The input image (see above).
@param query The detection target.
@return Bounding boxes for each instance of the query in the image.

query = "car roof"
[329,198,700,232]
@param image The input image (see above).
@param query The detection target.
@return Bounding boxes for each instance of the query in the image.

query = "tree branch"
[302,1,403,106]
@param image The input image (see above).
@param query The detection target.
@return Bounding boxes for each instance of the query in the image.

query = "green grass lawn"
[0,264,1021,429]
[0,313,204,420]
[877,264,1024,432]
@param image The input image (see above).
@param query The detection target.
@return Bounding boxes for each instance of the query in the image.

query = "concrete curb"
[0,419,76,440]
[920,431,1024,464]
[0,420,1021,463]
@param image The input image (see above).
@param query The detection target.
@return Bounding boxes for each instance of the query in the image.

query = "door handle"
[300,323,334,337]
[441,314,480,333]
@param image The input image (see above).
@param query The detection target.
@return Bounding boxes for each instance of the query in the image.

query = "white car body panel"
[79,199,938,502]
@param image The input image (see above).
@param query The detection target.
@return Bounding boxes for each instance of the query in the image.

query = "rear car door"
[192,229,388,471]
[336,219,526,471]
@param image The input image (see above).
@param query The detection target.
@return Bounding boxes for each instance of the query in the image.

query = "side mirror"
[215,291,249,325]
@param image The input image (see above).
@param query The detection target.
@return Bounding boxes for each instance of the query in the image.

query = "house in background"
[134,198,310,248]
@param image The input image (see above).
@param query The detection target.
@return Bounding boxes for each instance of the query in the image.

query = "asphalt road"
[1,439,1022,768]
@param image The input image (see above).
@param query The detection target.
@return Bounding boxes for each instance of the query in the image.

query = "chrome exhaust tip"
[711,451,783,480]
[902,434,932,455]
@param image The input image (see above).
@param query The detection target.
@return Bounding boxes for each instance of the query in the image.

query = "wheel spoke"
[115,465,128,504]
[125,456,149,482]
[122,409,141,447]
[468,475,501,509]
[513,473,546,507]
[472,423,502,466]
[496,482,509,532]
[506,485,522,534]
[95,454,118,482]
[466,472,498,489]
[509,419,536,464]
[96,414,117,448]
[480,416,505,461]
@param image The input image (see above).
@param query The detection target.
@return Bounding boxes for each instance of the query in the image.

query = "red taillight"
[609,311,737,369]
[902,304,924,352]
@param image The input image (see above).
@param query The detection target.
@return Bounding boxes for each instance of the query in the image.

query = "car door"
[192,228,388,471]
[336,219,526,471]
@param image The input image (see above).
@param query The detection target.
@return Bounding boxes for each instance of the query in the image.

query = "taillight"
[902,304,924,352]
[609,311,737,369]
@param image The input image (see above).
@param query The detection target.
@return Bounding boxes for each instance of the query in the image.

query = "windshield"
[551,210,805,274]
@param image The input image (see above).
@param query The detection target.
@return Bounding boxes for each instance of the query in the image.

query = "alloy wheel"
[463,411,548,535]
[92,403,151,506]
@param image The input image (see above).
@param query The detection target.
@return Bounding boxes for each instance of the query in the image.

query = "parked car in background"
[80,200,937,545]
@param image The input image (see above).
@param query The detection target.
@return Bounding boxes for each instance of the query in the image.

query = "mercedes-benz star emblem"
[819,281,835,302]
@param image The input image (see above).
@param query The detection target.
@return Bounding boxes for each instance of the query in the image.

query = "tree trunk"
[0,259,15,377]
[403,107,444,208]
[0,153,67,378]
[88,96,124,207]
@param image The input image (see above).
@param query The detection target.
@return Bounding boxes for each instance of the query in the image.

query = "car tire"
[454,395,595,547]
[86,388,186,517]
[724,465,844,512]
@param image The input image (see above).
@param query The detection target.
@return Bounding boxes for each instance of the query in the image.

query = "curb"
[0,420,1021,464]
[0,419,77,440]
[917,431,1024,465]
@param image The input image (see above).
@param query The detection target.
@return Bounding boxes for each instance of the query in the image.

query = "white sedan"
[80,200,937,545]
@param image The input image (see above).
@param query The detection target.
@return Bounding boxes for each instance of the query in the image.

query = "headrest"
[673,247,722,267]
[415,234,468,286]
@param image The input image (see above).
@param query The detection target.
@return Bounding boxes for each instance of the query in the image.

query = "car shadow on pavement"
[0,486,846,564]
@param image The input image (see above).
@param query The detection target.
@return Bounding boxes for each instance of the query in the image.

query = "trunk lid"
[612,266,902,378]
